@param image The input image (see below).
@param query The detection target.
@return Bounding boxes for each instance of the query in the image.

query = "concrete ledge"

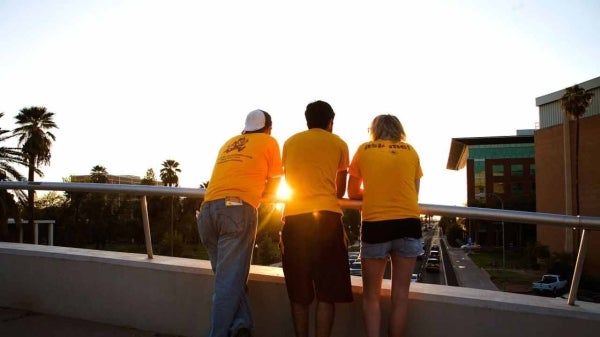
[1,242,599,337]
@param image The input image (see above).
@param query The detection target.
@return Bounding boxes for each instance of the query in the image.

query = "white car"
[460,243,481,251]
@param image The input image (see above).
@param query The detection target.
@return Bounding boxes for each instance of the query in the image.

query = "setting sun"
[275,179,292,210]
[276,179,293,201]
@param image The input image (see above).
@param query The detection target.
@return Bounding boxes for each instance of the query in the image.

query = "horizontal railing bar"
[1,181,599,230]
[2,180,598,306]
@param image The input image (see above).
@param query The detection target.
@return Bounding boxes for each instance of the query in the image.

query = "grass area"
[468,248,543,293]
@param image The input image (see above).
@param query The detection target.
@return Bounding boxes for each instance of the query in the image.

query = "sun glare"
[275,180,292,210]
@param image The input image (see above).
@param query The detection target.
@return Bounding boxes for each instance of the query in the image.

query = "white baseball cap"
[243,109,266,132]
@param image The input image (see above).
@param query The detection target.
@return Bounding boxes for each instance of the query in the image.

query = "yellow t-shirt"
[282,128,349,216]
[204,133,283,208]
[348,140,422,221]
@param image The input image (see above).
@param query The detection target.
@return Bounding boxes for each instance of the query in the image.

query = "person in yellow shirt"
[347,114,423,337]
[198,109,283,337]
[281,100,353,337]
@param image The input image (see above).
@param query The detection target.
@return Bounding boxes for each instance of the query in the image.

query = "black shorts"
[280,211,353,305]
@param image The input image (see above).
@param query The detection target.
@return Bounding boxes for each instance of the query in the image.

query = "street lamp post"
[477,192,505,290]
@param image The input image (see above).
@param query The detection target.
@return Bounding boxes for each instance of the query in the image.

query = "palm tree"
[560,85,594,216]
[90,165,109,183]
[159,160,181,187]
[560,85,594,256]
[0,112,29,241]
[13,106,58,243]
[159,159,181,255]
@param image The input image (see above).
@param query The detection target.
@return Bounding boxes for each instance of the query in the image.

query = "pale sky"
[1,0,599,206]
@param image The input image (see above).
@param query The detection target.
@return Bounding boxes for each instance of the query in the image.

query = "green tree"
[141,168,157,185]
[160,159,181,187]
[13,106,58,243]
[90,165,109,183]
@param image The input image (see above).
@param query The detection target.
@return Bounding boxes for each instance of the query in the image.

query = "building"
[535,76,600,273]
[446,131,537,248]
[70,174,162,185]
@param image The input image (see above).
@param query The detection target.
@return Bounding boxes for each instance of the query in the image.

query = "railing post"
[140,195,154,259]
[49,222,54,246]
[567,228,589,305]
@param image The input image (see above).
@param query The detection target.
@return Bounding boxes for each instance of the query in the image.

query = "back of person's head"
[305,100,335,129]
[243,109,272,134]
[369,114,406,142]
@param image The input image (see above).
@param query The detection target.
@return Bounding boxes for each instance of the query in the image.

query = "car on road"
[411,273,422,283]
[425,257,440,273]
[349,261,362,276]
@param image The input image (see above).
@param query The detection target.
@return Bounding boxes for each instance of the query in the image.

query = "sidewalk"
[443,239,498,291]
[0,307,177,337]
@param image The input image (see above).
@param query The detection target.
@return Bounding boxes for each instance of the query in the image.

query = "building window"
[530,164,536,176]
[511,182,524,194]
[493,164,504,177]
[493,182,504,194]
[511,164,523,177]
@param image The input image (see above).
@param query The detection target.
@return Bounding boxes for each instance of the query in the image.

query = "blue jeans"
[197,199,258,337]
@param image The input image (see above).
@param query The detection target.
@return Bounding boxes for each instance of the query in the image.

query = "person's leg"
[315,301,335,337]
[388,254,416,337]
[313,212,353,337]
[281,214,316,337]
[198,201,257,337]
[290,301,310,337]
[361,257,387,337]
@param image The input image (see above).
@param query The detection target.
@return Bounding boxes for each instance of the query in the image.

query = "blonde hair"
[369,114,406,142]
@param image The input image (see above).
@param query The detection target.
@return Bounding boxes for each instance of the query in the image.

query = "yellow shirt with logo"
[204,133,283,208]
[282,128,349,216]
[349,140,422,221]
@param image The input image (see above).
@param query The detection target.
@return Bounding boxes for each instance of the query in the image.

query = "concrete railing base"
[1,243,599,337]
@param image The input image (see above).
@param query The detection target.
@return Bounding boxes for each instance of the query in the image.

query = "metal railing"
[1,181,598,306]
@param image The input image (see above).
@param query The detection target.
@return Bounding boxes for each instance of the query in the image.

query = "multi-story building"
[446,131,537,248]
[70,174,162,185]
[535,76,600,273]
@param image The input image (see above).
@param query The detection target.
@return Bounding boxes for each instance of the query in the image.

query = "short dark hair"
[305,100,335,129]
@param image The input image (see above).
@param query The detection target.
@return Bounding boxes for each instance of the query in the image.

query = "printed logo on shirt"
[363,143,410,151]
[225,137,249,153]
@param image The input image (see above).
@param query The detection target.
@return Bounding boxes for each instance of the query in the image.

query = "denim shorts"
[360,237,424,259]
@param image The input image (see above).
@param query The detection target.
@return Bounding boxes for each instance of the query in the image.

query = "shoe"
[233,327,251,337]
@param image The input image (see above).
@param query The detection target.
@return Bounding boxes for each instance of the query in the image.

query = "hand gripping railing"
[1,181,598,306]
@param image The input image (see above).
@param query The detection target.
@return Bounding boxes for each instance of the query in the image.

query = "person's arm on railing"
[347,175,363,200]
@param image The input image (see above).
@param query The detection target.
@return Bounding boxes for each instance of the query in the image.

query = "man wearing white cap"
[198,109,283,337]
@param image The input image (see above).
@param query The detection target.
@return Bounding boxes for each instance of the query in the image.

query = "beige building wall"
[535,114,600,273]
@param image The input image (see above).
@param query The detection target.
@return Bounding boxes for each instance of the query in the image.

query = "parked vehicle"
[460,243,481,252]
[532,274,568,295]
[411,273,422,283]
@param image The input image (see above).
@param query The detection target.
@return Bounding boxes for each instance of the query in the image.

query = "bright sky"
[1,0,599,206]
